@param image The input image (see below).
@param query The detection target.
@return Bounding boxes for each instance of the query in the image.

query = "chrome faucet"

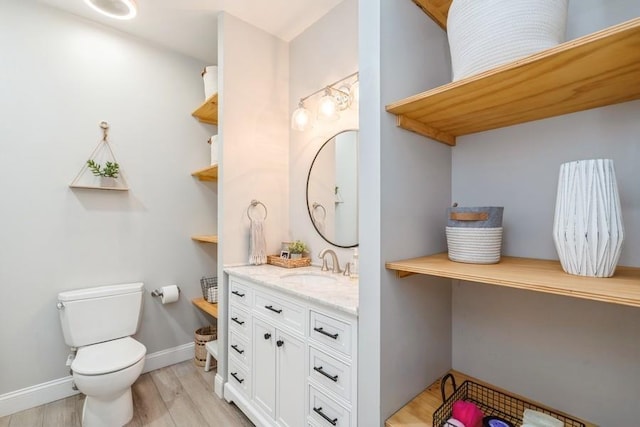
[318,249,342,274]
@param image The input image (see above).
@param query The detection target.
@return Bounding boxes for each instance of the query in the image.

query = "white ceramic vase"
[447,0,568,81]
[552,159,624,277]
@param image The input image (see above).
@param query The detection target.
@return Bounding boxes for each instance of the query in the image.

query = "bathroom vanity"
[224,265,358,427]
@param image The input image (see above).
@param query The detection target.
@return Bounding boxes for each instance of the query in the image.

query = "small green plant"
[87,159,120,178]
[288,240,307,254]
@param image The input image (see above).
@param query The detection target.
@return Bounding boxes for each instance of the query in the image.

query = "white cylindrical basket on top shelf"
[202,65,218,99]
[446,206,504,264]
[447,0,569,81]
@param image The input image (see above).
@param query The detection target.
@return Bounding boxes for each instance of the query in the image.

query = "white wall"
[359,0,454,425]
[289,0,359,262]
[451,2,640,425]
[0,2,217,396]
[217,11,290,394]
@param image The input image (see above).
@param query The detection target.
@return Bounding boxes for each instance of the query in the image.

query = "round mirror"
[306,130,358,248]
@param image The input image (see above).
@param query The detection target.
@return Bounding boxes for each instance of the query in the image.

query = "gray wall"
[289,0,359,261]
[451,2,640,425]
[0,2,216,394]
[359,0,454,425]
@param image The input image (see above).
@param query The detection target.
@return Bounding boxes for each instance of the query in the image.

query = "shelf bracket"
[396,115,456,146]
[396,270,416,279]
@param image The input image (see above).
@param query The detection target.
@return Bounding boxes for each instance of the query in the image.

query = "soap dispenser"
[350,248,359,279]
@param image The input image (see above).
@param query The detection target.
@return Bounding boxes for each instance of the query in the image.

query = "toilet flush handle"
[56,302,64,310]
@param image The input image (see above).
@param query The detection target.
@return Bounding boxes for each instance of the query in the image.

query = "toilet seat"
[72,337,146,376]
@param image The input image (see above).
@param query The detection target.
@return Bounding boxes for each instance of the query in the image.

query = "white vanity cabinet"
[224,269,358,427]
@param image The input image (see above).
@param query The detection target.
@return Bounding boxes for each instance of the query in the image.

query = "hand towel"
[249,218,267,265]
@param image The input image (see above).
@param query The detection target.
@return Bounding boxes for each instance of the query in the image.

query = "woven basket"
[446,207,504,264]
[267,255,311,268]
[447,0,568,81]
[194,326,217,367]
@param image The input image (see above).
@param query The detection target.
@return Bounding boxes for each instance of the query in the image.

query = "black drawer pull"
[230,372,244,384]
[265,305,283,314]
[276,339,284,347]
[231,317,245,325]
[313,366,338,382]
[314,327,339,339]
[231,290,245,298]
[231,344,244,354]
[264,333,271,340]
[313,407,337,426]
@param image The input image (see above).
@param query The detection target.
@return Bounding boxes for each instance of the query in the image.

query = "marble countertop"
[224,264,358,316]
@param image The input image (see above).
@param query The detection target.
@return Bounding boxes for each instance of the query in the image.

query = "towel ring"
[247,199,268,221]
[312,202,326,220]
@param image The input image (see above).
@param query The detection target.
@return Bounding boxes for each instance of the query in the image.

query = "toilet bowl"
[58,282,146,427]
[71,337,146,427]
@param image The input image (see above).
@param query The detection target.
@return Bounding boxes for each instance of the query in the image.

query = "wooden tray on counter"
[267,255,311,268]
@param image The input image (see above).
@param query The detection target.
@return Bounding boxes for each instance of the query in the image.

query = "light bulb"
[317,88,339,122]
[84,0,137,20]
[291,101,312,131]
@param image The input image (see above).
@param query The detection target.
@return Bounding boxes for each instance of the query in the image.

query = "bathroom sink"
[280,272,337,286]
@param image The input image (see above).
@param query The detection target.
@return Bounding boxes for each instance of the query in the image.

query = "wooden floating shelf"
[191,164,218,181]
[411,0,451,30]
[192,93,218,125]
[69,184,129,191]
[192,298,218,319]
[386,253,640,308]
[191,235,218,244]
[386,17,640,146]
[385,370,596,427]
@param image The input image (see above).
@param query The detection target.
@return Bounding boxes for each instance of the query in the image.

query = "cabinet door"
[276,329,305,427]
[252,318,276,420]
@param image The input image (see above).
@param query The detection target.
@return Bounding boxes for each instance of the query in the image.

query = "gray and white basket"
[446,206,504,264]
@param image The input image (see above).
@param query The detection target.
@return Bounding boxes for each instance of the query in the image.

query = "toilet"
[58,282,147,427]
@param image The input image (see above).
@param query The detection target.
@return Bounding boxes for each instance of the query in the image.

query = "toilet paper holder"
[151,287,181,297]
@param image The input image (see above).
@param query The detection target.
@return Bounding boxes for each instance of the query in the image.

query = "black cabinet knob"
[264,333,271,340]
[276,339,284,347]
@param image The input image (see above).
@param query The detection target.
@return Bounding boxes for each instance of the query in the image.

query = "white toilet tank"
[58,282,144,348]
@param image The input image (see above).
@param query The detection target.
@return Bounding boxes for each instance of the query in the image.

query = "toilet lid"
[72,337,146,376]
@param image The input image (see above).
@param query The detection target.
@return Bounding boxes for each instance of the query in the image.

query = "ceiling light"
[291,100,313,131]
[83,0,137,20]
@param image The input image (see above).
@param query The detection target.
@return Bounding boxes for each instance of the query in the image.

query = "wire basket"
[434,374,586,427]
[200,276,218,303]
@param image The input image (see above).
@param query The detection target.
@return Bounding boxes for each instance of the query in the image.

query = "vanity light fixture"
[317,87,340,122]
[290,71,359,131]
[291,100,313,131]
[83,0,138,20]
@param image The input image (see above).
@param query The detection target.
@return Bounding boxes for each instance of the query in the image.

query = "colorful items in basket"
[450,400,484,427]
[483,416,515,427]
[522,409,564,427]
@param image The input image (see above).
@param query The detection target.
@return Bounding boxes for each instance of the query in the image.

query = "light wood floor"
[0,361,253,427]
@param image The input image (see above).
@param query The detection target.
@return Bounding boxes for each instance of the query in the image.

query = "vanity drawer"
[308,346,352,402]
[229,305,251,337]
[254,290,305,334]
[309,311,352,357]
[229,280,252,308]
[308,385,352,427]
[228,330,250,367]
[228,357,251,397]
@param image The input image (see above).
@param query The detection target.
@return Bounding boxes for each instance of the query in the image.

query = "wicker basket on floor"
[194,326,217,367]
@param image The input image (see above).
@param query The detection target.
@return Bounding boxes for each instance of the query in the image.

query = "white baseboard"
[214,373,224,398]
[142,342,194,374]
[0,342,195,417]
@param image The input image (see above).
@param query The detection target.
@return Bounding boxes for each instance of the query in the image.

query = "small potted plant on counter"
[87,159,120,187]
[288,240,307,259]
